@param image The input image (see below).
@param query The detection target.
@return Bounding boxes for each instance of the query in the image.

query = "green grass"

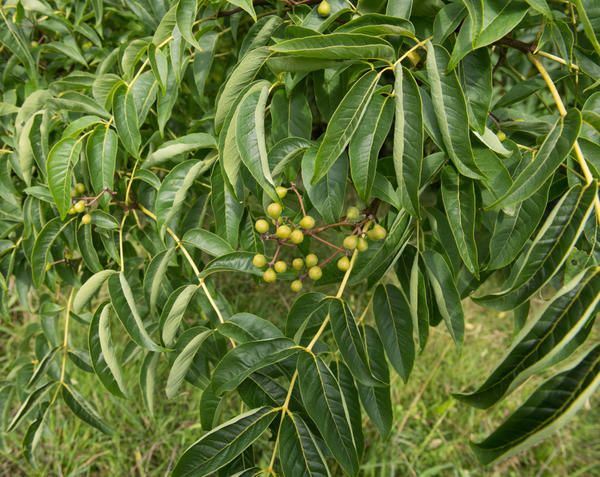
[1,279,599,476]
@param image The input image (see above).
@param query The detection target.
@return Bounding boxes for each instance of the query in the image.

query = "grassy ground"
[1,278,599,476]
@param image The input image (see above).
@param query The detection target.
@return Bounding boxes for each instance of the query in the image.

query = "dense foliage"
[2,0,600,474]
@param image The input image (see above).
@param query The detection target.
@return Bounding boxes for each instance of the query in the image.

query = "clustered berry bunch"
[251,185,386,291]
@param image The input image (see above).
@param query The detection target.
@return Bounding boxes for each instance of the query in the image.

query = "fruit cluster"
[252,186,386,292]
[68,182,92,224]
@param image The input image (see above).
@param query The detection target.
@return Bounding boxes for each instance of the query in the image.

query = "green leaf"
[489,110,582,209]
[86,125,117,208]
[88,302,127,398]
[199,251,265,279]
[112,83,140,157]
[217,313,283,343]
[172,407,277,477]
[425,42,481,179]
[211,338,297,395]
[107,273,162,351]
[144,133,216,169]
[211,166,244,249]
[22,402,48,468]
[228,0,257,21]
[140,351,159,417]
[235,85,278,201]
[271,33,395,60]
[456,267,600,409]
[393,65,423,217]
[356,325,392,438]
[297,352,359,477]
[327,297,382,386]
[422,249,465,350]
[441,166,478,277]
[270,88,312,144]
[160,285,199,346]
[7,382,55,432]
[475,184,597,310]
[573,0,600,58]
[471,344,600,465]
[524,0,553,19]
[302,144,347,224]
[176,0,202,50]
[73,270,117,313]
[350,93,393,202]
[61,384,113,435]
[31,217,76,287]
[148,43,168,94]
[279,413,331,477]
[47,136,84,218]
[312,70,379,184]
[215,47,271,132]
[335,13,415,37]
[182,228,234,257]
[373,284,414,382]
[462,49,492,135]
[27,347,59,389]
[166,328,213,399]
[143,248,176,318]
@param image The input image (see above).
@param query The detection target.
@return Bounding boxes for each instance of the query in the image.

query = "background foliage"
[1,0,600,475]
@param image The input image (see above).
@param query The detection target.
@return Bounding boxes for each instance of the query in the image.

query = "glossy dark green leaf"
[349,93,393,202]
[334,361,365,460]
[199,252,265,279]
[462,49,492,134]
[279,413,330,477]
[211,166,243,249]
[88,302,127,398]
[107,273,162,351]
[270,89,312,144]
[425,42,481,179]
[112,83,140,157]
[422,249,465,350]
[47,136,83,218]
[335,13,414,37]
[27,347,59,389]
[31,217,76,287]
[573,0,600,57]
[312,70,379,184]
[373,284,414,382]
[217,313,283,343]
[61,384,113,434]
[476,184,597,310]
[297,352,359,477]
[302,144,347,224]
[393,65,423,217]
[489,110,582,209]
[441,166,478,277]
[285,292,327,341]
[457,267,600,409]
[143,248,175,317]
[471,344,600,465]
[182,228,234,257]
[7,382,54,432]
[172,406,277,477]
[211,338,297,395]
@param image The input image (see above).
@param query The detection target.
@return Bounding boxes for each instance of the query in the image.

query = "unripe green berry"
[371,224,386,241]
[75,183,85,195]
[292,258,304,270]
[30,40,39,48]
[81,213,92,225]
[276,186,288,199]
[74,200,86,213]
[82,41,92,49]
[276,225,291,239]
[305,253,318,268]
[337,256,350,271]
[497,131,506,142]
[45,263,52,271]
[308,266,322,281]
[299,215,315,229]
[267,202,282,219]
[289,229,304,244]
[346,206,360,220]
[263,268,277,283]
[291,280,303,292]
[255,219,269,234]
[65,250,73,260]
[253,254,267,268]
[317,0,331,17]
[274,260,287,273]
[68,206,77,215]
[343,235,358,250]
[357,237,368,252]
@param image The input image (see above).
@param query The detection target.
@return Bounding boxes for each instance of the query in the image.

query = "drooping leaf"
[73,270,117,313]
[112,83,141,157]
[31,217,76,287]
[61,384,114,435]
[47,137,83,218]
[182,228,234,257]
[86,125,117,208]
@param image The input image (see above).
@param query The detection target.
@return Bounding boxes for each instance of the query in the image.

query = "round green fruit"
[68,206,77,215]
[267,202,282,219]
[299,215,315,229]
[30,41,39,48]
[75,183,85,195]
[308,266,322,281]
[276,225,291,239]
[337,256,350,271]
[253,254,267,268]
[357,237,368,252]
[74,200,86,213]
[276,186,288,199]
[81,214,92,225]
[291,280,303,292]
[292,258,304,270]
[289,229,304,244]
[343,235,358,250]
[305,253,318,268]
[263,268,277,283]
[497,131,507,142]
[371,224,387,241]
[255,219,269,234]
[346,206,360,220]
[274,261,287,273]
[318,0,331,17]
[45,263,52,271]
